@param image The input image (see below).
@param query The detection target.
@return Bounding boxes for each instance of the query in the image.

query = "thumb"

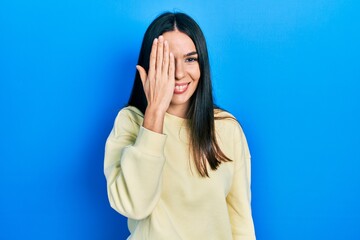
[136,65,147,87]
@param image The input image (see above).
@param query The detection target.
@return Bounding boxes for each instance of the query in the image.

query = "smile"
[174,83,190,94]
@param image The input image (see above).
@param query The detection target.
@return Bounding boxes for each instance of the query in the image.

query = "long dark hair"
[128,12,231,177]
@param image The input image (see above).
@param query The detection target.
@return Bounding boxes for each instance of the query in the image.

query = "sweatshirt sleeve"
[104,109,167,220]
[226,124,256,240]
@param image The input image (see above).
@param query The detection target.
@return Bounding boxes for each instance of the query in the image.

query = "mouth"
[174,82,190,94]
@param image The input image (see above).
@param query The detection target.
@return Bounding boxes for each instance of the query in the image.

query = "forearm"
[106,147,165,219]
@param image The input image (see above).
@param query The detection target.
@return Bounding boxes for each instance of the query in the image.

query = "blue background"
[1,1,359,239]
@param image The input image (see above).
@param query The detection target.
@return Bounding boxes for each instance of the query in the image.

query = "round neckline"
[165,111,189,127]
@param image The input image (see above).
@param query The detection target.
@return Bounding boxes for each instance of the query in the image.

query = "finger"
[168,52,175,82]
[156,35,164,77]
[136,65,147,87]
[148,38,158,80]
[162,40,170,75]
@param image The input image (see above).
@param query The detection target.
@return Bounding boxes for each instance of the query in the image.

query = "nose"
[175,59,185,80]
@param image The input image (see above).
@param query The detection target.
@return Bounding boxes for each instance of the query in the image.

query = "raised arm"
[104,35,175,220]
[104,109,167,220]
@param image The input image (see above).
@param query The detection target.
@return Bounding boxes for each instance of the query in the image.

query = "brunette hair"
[128,12,231,177]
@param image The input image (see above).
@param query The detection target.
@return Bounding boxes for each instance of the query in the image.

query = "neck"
[166,104,189,118]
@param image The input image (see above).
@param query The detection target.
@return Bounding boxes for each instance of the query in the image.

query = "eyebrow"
[184,51,198,57]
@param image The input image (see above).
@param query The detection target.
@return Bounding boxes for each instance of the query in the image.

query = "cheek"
[188,66,201,82]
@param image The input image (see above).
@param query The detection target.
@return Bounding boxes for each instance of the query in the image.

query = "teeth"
[175,84,187,91]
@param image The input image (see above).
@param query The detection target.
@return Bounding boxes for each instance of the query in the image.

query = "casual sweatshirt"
[104,106,256,240]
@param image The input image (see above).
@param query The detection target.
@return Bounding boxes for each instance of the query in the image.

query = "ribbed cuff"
[133,126,167,157]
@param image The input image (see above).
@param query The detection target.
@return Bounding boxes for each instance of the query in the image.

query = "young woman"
[104,12,256,240]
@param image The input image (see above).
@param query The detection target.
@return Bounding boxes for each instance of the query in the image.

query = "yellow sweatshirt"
[104,106,256,240]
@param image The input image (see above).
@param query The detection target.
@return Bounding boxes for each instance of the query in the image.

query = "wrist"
[145,105,166,118]
[143,106,166,133]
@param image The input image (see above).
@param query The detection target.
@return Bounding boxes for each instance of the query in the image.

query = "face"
[162,30,200,117]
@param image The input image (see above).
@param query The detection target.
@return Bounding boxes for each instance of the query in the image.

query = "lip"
[174,82,190,94]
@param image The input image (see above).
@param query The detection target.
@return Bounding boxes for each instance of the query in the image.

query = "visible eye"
[185,57,198,63]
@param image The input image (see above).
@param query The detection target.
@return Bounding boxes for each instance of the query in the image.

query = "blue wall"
[1,1,359,239]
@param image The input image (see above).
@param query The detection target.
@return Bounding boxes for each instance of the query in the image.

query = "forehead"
[162,31,196,53]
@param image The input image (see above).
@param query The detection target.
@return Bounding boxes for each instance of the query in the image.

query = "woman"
[104,12,256,239]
